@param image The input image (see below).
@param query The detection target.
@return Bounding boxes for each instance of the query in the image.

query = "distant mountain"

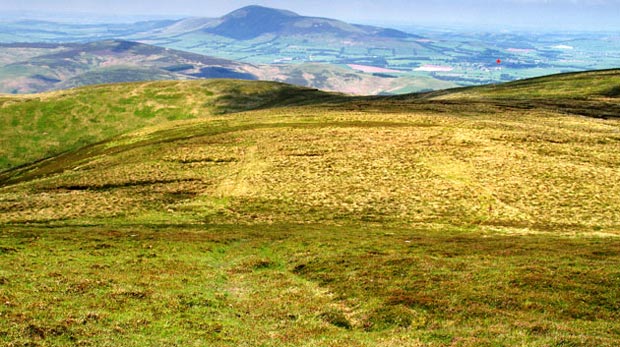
[151,5,417,40]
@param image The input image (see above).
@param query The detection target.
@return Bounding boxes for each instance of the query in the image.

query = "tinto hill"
[147,5,417,40]
[0,69,619,346]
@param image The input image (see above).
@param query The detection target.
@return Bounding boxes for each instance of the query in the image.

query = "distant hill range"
[0,39,453,95]
[0,40,260,93]
[145,5,417,40]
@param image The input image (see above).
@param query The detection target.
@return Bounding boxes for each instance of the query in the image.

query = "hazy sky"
[1,0,619,30]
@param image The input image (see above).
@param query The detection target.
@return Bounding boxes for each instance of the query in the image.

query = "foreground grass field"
[1,225,619,346]
[1,70,620,346]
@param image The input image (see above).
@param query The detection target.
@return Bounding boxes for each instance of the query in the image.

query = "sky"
[0,0,619,30]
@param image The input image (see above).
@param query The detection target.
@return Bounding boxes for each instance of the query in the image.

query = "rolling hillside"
[0,79,340,169]
[1,70,619,346]
[431,68,620,100]
[2,69,619,229]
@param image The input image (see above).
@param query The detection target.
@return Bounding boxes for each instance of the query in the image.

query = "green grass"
[1,225,618,346]
[433,69,620,99]
[0,79,341,170]
[58,67,180,90]
[1,70,620,346]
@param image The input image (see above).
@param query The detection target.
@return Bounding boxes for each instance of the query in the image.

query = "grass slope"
[411,69,620,119]
[0,80,340,170]
[434,69,620,99]
[1,70,620,346]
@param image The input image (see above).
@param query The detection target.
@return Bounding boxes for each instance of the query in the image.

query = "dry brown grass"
[2,103,618,234]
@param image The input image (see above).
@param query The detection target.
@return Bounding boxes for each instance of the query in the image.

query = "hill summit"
[225,5,300,19]
[207,6,300,39]
[200,5,415,40]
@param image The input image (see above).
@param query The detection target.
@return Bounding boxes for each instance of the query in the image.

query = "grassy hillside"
[1,70,620,346]
[432,69,620,99]
[413,69,620,119]
[0,79,340,170]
